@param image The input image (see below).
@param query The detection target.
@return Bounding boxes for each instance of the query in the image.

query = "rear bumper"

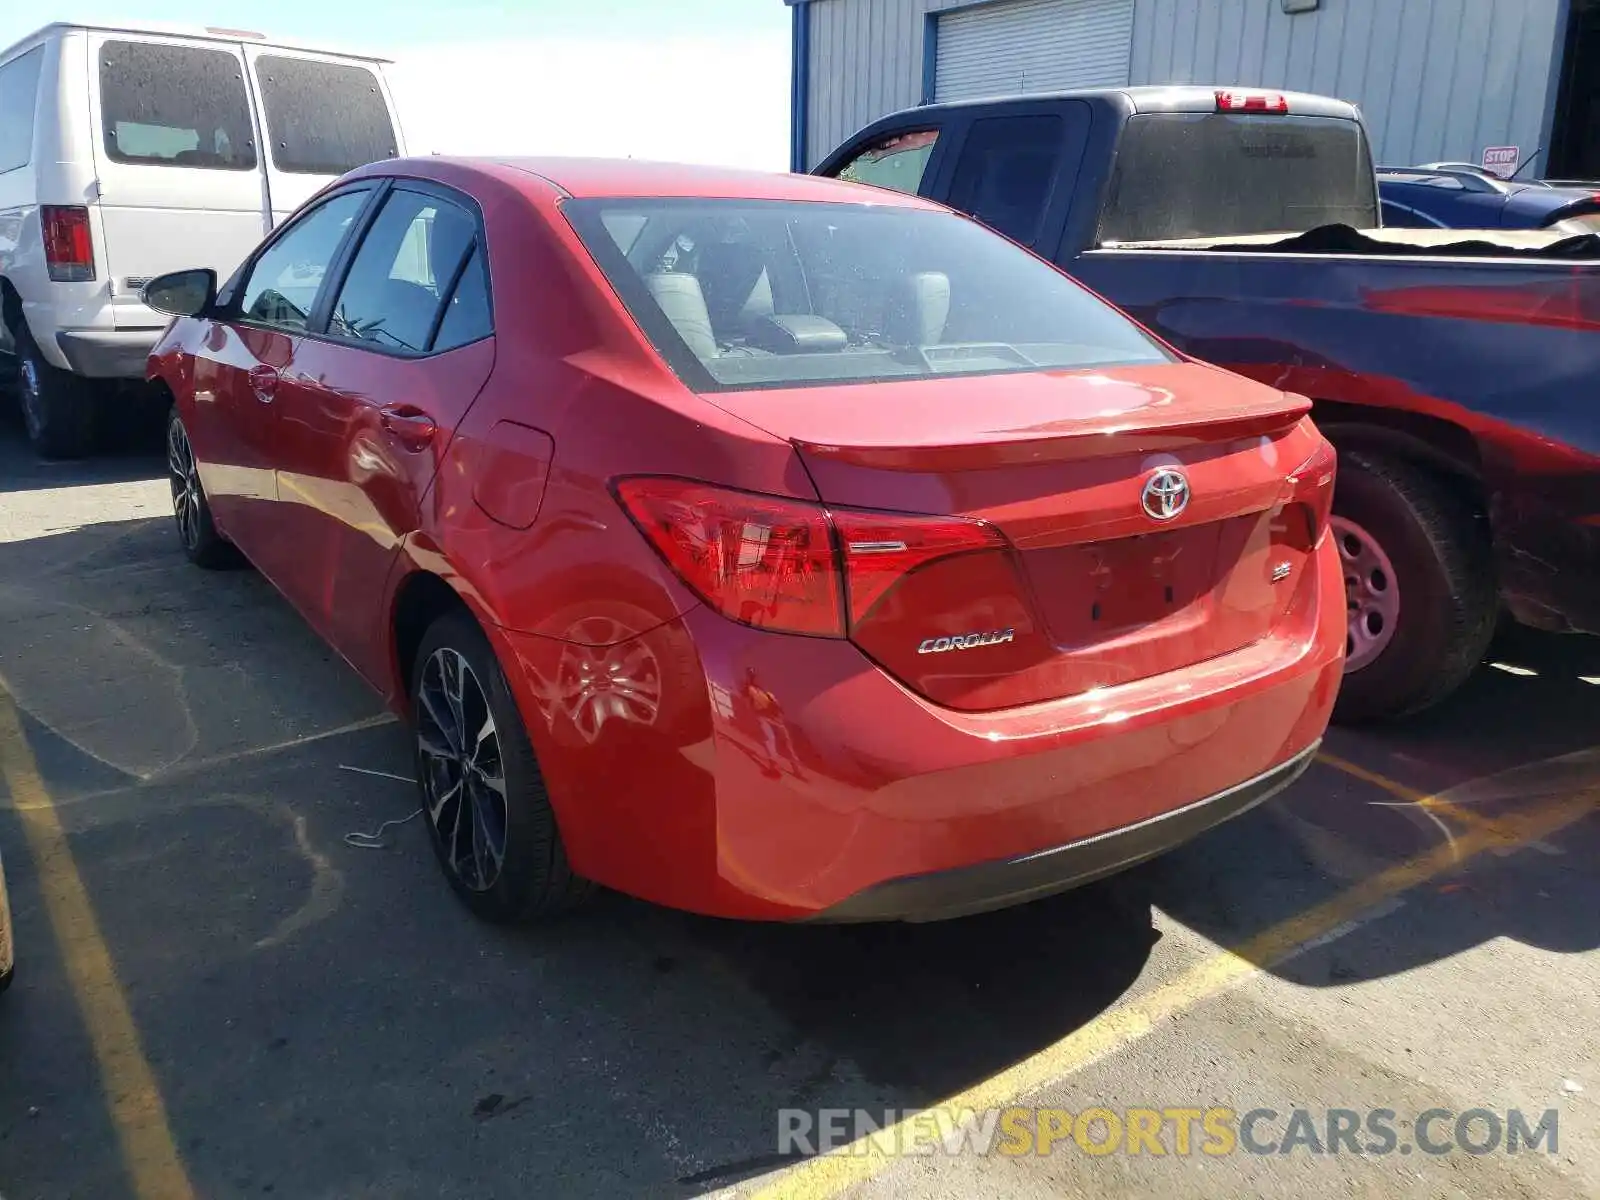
[55,329,163,380]
[812,742,1319,922]
[498,534,1345,921]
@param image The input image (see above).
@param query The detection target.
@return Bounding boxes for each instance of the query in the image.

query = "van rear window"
[98,41,257,170]
[255,56,398,175]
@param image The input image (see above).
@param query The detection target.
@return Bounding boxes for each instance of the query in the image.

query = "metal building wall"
[1128,0,1566,167]
[935,0,1135,100]
[805,0,925,169]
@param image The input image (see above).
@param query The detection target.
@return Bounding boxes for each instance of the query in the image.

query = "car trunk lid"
[710,363,1331,710]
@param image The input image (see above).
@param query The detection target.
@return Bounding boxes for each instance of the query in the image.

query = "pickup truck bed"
[818,85,1600,721]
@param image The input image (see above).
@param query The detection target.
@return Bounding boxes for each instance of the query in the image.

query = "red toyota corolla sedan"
[144,157,1344,923]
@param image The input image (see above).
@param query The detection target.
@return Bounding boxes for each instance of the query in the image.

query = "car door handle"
[380,405,438,451]
[248,365,279,403]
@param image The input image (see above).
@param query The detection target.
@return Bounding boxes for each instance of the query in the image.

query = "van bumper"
[55,330,164,380]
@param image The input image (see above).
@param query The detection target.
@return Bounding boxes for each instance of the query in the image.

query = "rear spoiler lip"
[791,399,1313,471]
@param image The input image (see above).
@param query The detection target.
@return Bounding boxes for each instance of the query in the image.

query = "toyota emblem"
[1141,468,1190,521]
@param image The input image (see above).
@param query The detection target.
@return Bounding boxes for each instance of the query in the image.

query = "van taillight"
[614,477,1008,637]
[41,206,95,282]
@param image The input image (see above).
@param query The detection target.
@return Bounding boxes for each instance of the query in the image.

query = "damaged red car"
[145,157,1344,922]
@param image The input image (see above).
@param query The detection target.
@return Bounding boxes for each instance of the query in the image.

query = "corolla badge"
[1141,468,1190,521]
[917,629,1016,655]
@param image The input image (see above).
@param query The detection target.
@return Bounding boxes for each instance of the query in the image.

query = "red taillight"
[41,206,95,282]
[1215,89,1290,114]
[831,509,1006,625]
[614,478,1013,637]
[615,478,845,636]
[1287,437,1338,537]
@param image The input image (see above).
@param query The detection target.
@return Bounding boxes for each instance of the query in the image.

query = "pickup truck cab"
[818,87,1600,722]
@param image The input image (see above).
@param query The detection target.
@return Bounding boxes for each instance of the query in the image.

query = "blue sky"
[3,2,793,168]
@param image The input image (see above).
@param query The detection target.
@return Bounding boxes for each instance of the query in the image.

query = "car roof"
[481,156,941,206]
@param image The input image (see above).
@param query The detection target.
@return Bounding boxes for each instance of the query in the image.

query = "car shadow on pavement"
[0,503,1593,1198]
[1145,622,1599,991]
[0,511,1159,1198]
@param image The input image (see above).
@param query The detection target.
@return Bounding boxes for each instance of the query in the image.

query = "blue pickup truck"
[816,87,1600,722]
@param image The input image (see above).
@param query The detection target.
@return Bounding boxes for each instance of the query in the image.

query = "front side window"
[254,55,398,175]
[237,190,369,331]
[565,198,1171,392]
[945,116,1065,246]
[0,46,45,174]
[98,41,256,170]
[834,130,940,196]
[329,189,477,353]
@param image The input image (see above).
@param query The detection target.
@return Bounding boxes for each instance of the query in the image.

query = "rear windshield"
[98,41,257,170]
[1098,114,1378,244]
[254,55,397,175]
[565,199,1171,392]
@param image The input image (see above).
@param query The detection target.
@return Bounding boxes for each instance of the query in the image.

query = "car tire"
[411,609,592,922]
[167,407,240,569]
[1331,451,1497,724]
[14,324,98,460]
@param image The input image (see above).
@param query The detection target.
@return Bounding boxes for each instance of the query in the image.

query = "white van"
[0,21,407,457]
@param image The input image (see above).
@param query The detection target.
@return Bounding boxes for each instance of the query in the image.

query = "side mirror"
[141,268,218,318]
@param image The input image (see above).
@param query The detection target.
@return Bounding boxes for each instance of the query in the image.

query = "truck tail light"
[41,206,96,282]
[614,478,1013,637]
[1216,90,1290,114]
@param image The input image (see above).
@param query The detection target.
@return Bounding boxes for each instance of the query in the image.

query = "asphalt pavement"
[0,406,1594,1200]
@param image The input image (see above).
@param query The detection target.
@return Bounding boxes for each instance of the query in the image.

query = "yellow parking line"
[0,684,195,1200]
[1316,751,1515,839]
[748,780,1597,1200]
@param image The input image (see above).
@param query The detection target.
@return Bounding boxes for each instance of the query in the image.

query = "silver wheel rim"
[417,648,508,892]
[168,418,202,550]
[1332,515,1400,672]
[18,358,42,438]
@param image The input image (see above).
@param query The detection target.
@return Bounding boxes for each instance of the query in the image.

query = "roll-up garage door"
[934,0,1134,102]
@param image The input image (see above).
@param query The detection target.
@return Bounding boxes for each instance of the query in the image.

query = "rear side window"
[835,131,940,195]
[328,189,478,353]
[432,248,493,351]
[1098,113,1378,243]
[255,55,397,175]
[0,46,45,174]
[98,41,256,170]
[945,116,1066,247]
